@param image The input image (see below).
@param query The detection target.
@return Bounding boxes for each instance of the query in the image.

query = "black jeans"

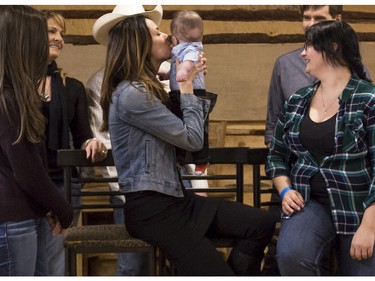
[171,198,276,275]
[125,192,276,276]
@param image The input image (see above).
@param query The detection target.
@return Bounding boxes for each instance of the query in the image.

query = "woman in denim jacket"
[266,21,375,275]
[93,5,275,276]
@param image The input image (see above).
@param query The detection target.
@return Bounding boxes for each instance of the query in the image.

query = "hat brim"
[93,5,163,46]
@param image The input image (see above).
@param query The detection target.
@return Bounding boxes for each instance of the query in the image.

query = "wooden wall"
[33,5,375,122]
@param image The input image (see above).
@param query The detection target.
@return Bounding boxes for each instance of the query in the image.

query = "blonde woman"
[39,11,107,275]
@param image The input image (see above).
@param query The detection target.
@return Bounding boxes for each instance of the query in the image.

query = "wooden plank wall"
[33,5,375,123]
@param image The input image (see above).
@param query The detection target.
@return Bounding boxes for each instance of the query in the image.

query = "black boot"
[227,249,263,276]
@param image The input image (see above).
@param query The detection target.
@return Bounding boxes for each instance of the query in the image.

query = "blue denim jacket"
[109,81,204,198]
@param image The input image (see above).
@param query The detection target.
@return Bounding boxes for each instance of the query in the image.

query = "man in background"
[265,5,343,147]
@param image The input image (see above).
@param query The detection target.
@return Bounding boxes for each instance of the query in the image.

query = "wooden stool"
[64,224,156,276]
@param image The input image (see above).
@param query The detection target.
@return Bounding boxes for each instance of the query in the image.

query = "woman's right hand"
[281,189,304,216]
[176,52,207,94]
[46,212,69,237]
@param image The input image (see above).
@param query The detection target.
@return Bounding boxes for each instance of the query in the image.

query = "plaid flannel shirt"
[266,75,375,234]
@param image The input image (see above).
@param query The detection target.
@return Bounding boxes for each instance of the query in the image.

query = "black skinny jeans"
[125,192,276,276]
[171,199,276,275]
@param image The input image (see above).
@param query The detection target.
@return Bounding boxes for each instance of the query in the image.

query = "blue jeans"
[38,217,65,276]
[39,180,81,276]
[276,199,336,275]
[111,196,150,275]
[336,234,375,275]
[0,219,42,276]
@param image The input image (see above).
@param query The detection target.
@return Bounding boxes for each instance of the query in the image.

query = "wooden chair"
[58,147,249,275]
[248,147,281,276]
[57,149,157,276]
[184,147,250,250]
[182,146,249,203]
[248,147,277,209]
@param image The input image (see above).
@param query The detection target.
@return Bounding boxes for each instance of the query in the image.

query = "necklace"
[40,92,50,102]
[40,77,51,102]
[321,91,328,114]
[320,88,337,115]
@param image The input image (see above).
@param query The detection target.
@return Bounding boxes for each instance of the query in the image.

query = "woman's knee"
[277,244,305,265]
[276,233,334,275]
[252,211,277,248]
[277,247,319,275]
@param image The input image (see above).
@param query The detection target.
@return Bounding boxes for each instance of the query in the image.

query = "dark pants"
[169,198,276,275]
[125,192,276,276]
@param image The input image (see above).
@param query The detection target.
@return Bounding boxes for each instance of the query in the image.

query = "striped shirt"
[266,75,375,234]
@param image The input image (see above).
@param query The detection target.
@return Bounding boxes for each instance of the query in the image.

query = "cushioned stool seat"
[64,224,156,275]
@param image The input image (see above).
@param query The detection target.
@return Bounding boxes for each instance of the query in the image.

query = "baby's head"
[170,10,203,44]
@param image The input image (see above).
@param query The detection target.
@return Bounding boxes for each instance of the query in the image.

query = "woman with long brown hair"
[94,5,275,276]
[0,6,73,276]
[38,10,108,276]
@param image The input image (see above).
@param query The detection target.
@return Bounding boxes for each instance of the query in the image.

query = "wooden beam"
[64,32,375,45]
[44,8,375,23]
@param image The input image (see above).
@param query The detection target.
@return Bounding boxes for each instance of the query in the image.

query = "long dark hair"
[0,6,49,143]
[304,20,370,82]
[100,15,168,132]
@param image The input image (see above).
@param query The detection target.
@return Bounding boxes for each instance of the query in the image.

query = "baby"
[169,10,205,92]
[169,10,217,179]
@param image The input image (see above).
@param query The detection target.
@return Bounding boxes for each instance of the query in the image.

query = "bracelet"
[280,186,292,200]
[83,137,96,148]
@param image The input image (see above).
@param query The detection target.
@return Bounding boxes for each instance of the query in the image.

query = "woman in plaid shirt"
[266,21,375,275]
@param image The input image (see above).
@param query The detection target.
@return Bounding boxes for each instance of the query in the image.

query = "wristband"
[280,186,292,200]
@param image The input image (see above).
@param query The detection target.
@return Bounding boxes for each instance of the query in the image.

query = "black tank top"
[300,111,336,207]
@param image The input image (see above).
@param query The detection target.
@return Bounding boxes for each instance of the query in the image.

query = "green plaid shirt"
[266,75,375,234]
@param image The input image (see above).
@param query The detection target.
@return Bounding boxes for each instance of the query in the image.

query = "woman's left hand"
[82,138,108,162]
[350,224,375,260]
[350,203,375,260]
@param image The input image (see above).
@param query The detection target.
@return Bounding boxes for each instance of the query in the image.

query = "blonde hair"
[43,10,68,85]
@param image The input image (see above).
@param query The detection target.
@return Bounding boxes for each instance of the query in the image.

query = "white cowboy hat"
[93,5,163,45]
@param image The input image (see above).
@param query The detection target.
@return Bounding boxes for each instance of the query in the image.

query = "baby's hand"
[175,52,206,94]
[158,69,170,81]
[176,61,194,82]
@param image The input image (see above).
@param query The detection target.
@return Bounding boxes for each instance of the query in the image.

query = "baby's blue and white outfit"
[170,42,205,92]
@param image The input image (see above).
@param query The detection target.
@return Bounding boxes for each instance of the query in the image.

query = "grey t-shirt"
[265,48,318,145]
